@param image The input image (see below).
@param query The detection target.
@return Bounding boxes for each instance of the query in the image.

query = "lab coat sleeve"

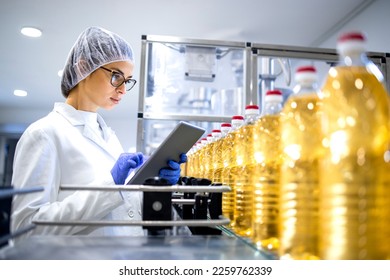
[11,127,124,236]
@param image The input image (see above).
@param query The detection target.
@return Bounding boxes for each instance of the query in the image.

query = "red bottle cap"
[245,104,259,110]
[221,123,232,127]
[296,66,316,73]
[338,32,366,42]
[266,90,282,96]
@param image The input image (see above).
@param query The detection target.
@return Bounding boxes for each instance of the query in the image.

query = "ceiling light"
[58,70,63,77]
[21,27,42,38]
[14,89,28,97]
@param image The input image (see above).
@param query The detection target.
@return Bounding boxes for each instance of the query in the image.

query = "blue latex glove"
[159,153,187,185]
[111,152,145,185]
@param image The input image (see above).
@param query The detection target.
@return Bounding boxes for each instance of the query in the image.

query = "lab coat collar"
[96,114,114,141]
[53,102,119,159]
[53,102,85,126]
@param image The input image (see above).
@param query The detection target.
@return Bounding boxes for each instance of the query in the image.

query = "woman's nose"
[116,83,126,94]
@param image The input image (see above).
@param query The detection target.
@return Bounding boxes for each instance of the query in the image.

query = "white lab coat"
[11,102,145,238]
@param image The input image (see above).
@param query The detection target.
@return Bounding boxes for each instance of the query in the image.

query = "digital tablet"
[127,121,206,185]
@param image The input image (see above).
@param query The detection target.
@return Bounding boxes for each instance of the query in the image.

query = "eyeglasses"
[100,66,137,91]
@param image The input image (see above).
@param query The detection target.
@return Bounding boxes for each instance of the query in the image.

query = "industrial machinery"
[137,35,390,154]
[250,42,390,112]
[0,183,276,260]
[137,35,251,154]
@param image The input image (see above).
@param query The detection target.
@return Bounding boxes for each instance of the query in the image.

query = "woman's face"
[82,60,135,111]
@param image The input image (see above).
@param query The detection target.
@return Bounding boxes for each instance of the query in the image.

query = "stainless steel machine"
[137,35,390,154]
[137,35,251,154]
[250,43,390,112]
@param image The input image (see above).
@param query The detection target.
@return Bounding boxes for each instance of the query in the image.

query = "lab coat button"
[128,210,134,218]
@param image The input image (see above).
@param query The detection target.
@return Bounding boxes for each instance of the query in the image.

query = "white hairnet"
[61,26,134,97]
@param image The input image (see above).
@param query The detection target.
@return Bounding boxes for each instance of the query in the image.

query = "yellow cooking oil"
[185,144,196,177]
[212,124,231,184]
[202,134,214,180]
[385,110,390,259]
[186,143,200,177]
[221,116,244,227]
[180,160,187,177]
[279,93,322,260]
[206,130,221,181]
[251,113,281,252]
[319,32,390,260]
[277,66,322,259]
[320,66,390,259]
[197,138,209,179]
[233,105,260,237]
[191,141,202,178]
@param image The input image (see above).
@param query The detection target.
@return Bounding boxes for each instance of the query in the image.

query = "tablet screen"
[127,121,205,185]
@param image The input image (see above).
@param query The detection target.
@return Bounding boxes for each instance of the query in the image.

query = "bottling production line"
[136,35,389,153]
[0,35,389,260]
[0,183,276,260]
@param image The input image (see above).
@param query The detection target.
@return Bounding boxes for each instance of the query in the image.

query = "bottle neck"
[338,50,384,81]
[231,122,244,130]
[339,52,367,67]
[221,128,230,137]
[245,113,259,124]
[212,133,222,141]
[294,82,318,96]
[263,101,282,116]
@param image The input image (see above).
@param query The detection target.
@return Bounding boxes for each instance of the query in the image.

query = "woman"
[11,26,185,238]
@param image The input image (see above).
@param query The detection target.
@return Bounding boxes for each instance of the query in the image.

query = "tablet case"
[127,121,205,185]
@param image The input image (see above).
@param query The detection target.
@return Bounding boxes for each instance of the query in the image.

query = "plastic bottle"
[233,104,260,237]
[186,143,199,178]
[250,90,283,252]
[384,120,390,260]
[212,124,231,184]
[193,141,203,178]
[320,31,390,260]
[197,137,209,179]
[279,66,322,260]
[180,158,187,177]
[221,116,245,227]
[206,129,222,181]
[182,146,192,177]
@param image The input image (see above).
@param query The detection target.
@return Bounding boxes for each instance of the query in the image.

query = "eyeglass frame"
[99,66,137,91]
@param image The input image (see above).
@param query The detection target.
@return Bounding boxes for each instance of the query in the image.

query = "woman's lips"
[110,97,120,104]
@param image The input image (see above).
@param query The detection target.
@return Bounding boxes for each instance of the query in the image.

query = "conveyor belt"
[0,235,277,260]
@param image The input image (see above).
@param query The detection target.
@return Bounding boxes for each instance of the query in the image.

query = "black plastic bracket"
[142,177,172,235]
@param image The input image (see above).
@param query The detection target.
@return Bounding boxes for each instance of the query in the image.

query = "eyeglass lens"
[111,73,136,91]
